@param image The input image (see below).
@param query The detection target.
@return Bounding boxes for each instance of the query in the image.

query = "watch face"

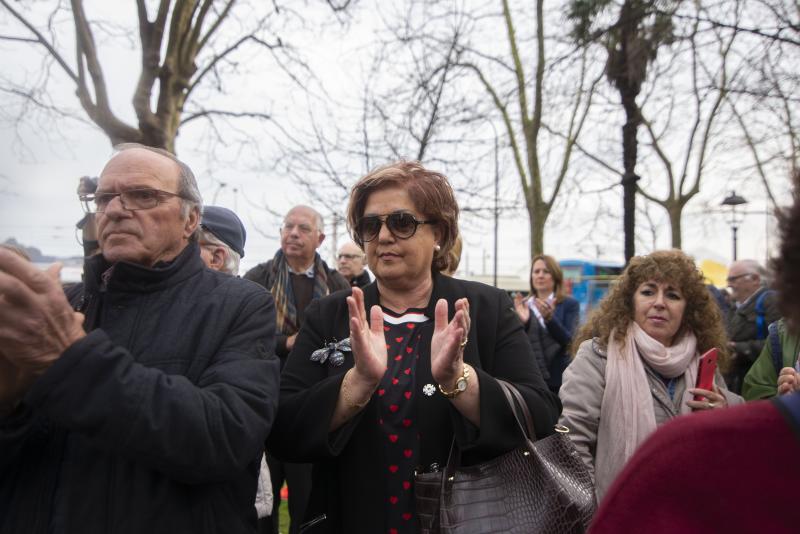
[456,378,467,392]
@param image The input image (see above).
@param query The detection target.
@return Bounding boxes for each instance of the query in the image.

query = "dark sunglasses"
[356,212,435,242]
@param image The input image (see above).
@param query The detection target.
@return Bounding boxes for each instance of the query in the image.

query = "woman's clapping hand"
[431,298,470,387]
[346,287,387,388]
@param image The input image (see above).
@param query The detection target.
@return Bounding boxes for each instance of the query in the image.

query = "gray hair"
[198,227,241,275]
[285,205,325,233]
[112,143,203,220]
[736,259,768,283]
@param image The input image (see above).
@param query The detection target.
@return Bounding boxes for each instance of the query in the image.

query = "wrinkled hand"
[346,287,386,388]
[534,298,554,322]
[513,293,530,324]
[687,385,728,411]
[0,250,85,375]
[431,298,470,387]
[777,367,800,396]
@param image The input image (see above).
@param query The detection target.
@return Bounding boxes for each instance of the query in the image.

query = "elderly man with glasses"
[337,241,372,288]
[243,205,348,534]
[724,259,781,394]
[0,144,279,534]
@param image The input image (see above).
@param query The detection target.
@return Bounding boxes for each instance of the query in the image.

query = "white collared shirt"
[529,292,555,328]
[289,264,315,278]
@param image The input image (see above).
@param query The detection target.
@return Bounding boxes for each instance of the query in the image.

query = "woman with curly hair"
[587,175,800,533]
[558,249,742,500]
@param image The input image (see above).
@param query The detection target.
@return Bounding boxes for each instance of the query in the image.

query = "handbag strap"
[497,379,538,441]
[440,380,538,483]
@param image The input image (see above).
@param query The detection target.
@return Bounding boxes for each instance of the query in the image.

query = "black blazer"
[268,271,560,533]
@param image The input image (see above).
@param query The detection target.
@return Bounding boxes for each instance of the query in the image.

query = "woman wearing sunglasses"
[268,161,559,533]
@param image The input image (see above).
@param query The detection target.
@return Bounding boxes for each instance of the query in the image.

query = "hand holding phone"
[693,348,718,402]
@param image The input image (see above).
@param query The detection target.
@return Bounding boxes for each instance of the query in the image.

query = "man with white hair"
[244,204,348,534]
[724,258,781,394]
[0,144,279,533]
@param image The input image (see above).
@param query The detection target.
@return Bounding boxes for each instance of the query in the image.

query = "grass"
[278,499,289,533]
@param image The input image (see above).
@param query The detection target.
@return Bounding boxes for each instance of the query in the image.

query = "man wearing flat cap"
[0,144,279,534]
[199,205,247,276]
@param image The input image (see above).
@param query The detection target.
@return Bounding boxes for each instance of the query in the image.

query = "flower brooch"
[310,338,352,367]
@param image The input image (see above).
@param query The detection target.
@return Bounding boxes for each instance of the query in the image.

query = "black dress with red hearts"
[378,307,430,534]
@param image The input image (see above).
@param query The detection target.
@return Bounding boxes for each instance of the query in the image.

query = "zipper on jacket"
[298,514,327,533]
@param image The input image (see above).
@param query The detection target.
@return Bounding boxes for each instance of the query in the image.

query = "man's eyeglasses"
[281,222,315,235]
[355,212,435,243]
[338,253,363,261]
[726,273,755,284]
[80,188,187,213]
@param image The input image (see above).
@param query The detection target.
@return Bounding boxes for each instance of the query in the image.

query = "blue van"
[559,260,623,324]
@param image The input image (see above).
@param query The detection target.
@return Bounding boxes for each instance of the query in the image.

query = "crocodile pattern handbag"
[415,380,596,533]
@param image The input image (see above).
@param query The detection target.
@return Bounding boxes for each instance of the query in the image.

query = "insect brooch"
[310,338,352,367]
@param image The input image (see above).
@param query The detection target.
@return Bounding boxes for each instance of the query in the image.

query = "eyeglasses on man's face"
[356,212,435,243]
[338,253,363,261]
[726,273,755,285]
[80,188,187,213]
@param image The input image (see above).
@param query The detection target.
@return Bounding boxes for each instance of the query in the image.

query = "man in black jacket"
[337,241,371,288]
[0,144,280,534]
[243,205,348,534]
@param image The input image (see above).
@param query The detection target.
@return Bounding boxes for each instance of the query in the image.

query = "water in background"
[34,260,84,285]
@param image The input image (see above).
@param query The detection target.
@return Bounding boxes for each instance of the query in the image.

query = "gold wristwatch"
[438,365,470,398]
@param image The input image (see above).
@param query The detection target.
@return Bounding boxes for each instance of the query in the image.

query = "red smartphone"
[693,348,718,401]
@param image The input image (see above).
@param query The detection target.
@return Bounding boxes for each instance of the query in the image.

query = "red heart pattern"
[378,315,433,532]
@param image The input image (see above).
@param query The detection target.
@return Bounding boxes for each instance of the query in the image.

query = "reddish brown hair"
[346,161,459,273]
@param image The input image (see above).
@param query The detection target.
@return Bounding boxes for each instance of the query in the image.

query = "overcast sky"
[0,1,785,281]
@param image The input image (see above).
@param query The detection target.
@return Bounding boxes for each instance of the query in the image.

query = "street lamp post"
[721,191,748,261]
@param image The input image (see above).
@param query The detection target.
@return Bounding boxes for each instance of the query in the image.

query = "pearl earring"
[434,244,441,251]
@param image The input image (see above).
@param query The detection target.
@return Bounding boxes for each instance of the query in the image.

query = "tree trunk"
[529,203,545,258]
[668,201,683,249]
[620,88,640,264]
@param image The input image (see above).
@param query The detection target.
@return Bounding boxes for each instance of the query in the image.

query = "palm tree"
[568,0,678,263]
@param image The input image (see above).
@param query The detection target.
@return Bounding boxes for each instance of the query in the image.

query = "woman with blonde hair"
[559,250,741,500]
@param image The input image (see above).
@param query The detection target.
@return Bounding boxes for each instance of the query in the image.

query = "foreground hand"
[0,251,85,375]
[346,287,386,388]
[687,385,728,411]
[431,298,470,386]
[513,293,530,324]
[777,367,800,396]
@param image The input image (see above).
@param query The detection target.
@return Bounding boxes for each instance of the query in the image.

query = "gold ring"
[459,338,468,348]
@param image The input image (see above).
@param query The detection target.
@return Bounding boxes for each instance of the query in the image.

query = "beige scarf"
[594,322,699,500]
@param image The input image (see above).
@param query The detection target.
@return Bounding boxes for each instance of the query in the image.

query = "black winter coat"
[268,272,561,533]
[0,242,280,534]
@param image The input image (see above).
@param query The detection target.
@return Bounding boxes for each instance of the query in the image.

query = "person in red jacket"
[590,172,800,534]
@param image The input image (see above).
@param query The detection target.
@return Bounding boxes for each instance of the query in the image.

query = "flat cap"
[201,206,247,258]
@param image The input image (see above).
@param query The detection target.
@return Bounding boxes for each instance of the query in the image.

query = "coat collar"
[84,240,204,294]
